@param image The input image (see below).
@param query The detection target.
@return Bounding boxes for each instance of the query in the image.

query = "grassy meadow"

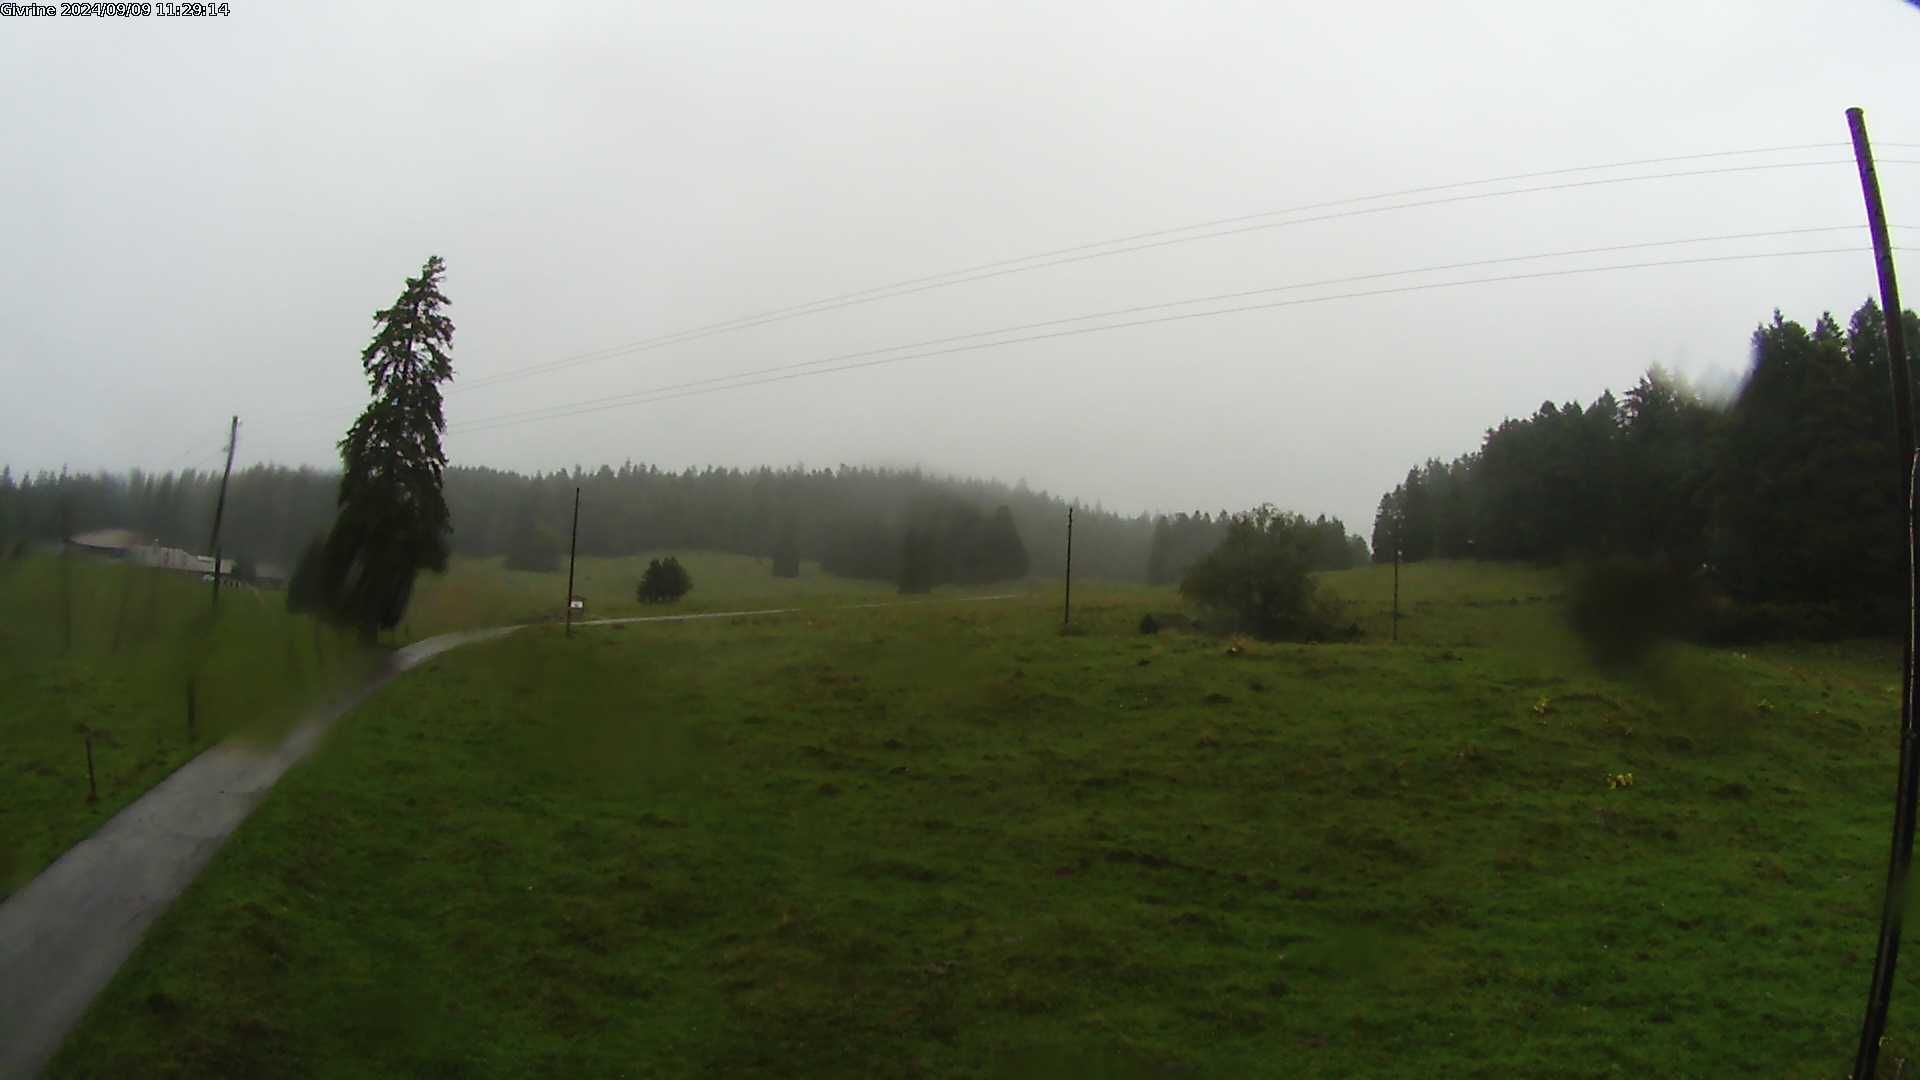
[397,551,1025,640]
[43,559,1920,1077]
[0,556,372,898]
[1,548,949,894]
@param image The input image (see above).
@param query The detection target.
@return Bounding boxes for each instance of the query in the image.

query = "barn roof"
[67,528,145,551]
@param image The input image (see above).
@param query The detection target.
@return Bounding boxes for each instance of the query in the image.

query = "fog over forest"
[5,1,1918,534]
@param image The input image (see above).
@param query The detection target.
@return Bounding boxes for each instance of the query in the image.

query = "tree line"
[462,461,1146,581]
[0,463,339,574]
[1148,509,1366,583]
[3,459,1370,585]
[823,496,1030,591]
[1370,298,1920,637]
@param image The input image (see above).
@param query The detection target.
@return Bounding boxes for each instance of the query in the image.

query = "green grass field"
[1,549,947,895]
[0,556,369,897]
[42,560,1920,1077]
[399,551,1016,640]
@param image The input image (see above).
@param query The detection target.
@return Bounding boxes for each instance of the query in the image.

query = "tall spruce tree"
[320,255,456,636]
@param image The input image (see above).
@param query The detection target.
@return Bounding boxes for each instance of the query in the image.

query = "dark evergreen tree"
[1145,515,1173,583]
[0,465,15,545]
[285,536,327,615]
[1711,310,1884,617]
[1345,533,1371,566]
[636,556,692,603]
[1369,298,1920,637]
[1370,493,1401,564]
[318,256,456,636]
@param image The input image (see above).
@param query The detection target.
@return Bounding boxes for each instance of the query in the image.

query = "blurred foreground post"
[565,486,580,638]
[1847,104,1916,1080]
[207,416,238,612]
[1062,507,1074,629]
[83,733,96,805]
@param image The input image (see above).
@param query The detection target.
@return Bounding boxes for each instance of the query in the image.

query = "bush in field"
[636,556,692,603]
[1564,557,1704,667]
[1180,505,1354,642]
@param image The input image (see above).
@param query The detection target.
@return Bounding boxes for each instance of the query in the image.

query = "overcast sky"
[4,1,1917,532]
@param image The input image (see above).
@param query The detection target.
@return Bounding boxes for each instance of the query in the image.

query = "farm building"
[64,528,146,557]
[64,528,237,579]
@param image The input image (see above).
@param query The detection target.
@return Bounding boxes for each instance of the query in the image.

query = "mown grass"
[0,555,369,897]
[46,561,1920,1076]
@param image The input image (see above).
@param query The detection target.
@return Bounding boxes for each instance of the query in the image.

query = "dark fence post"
[1062,507,1074,630]
[1392,543,1401,644]
[565,487,581,637]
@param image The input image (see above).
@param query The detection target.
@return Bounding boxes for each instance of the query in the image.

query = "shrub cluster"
[636,556,692,603]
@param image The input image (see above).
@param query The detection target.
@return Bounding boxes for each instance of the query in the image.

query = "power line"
[453,145,1851,389]
[460,156,1907,394]
[454,146,1890,394]
[453,226,1883,431]
[454,245,1898,435]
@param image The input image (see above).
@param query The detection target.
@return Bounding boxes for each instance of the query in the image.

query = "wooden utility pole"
[1392,542,1401,643]
[207,416,238,611]
[1848,104,1917,1080]
[1062,507,1074,630]
[564,487,581,638]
